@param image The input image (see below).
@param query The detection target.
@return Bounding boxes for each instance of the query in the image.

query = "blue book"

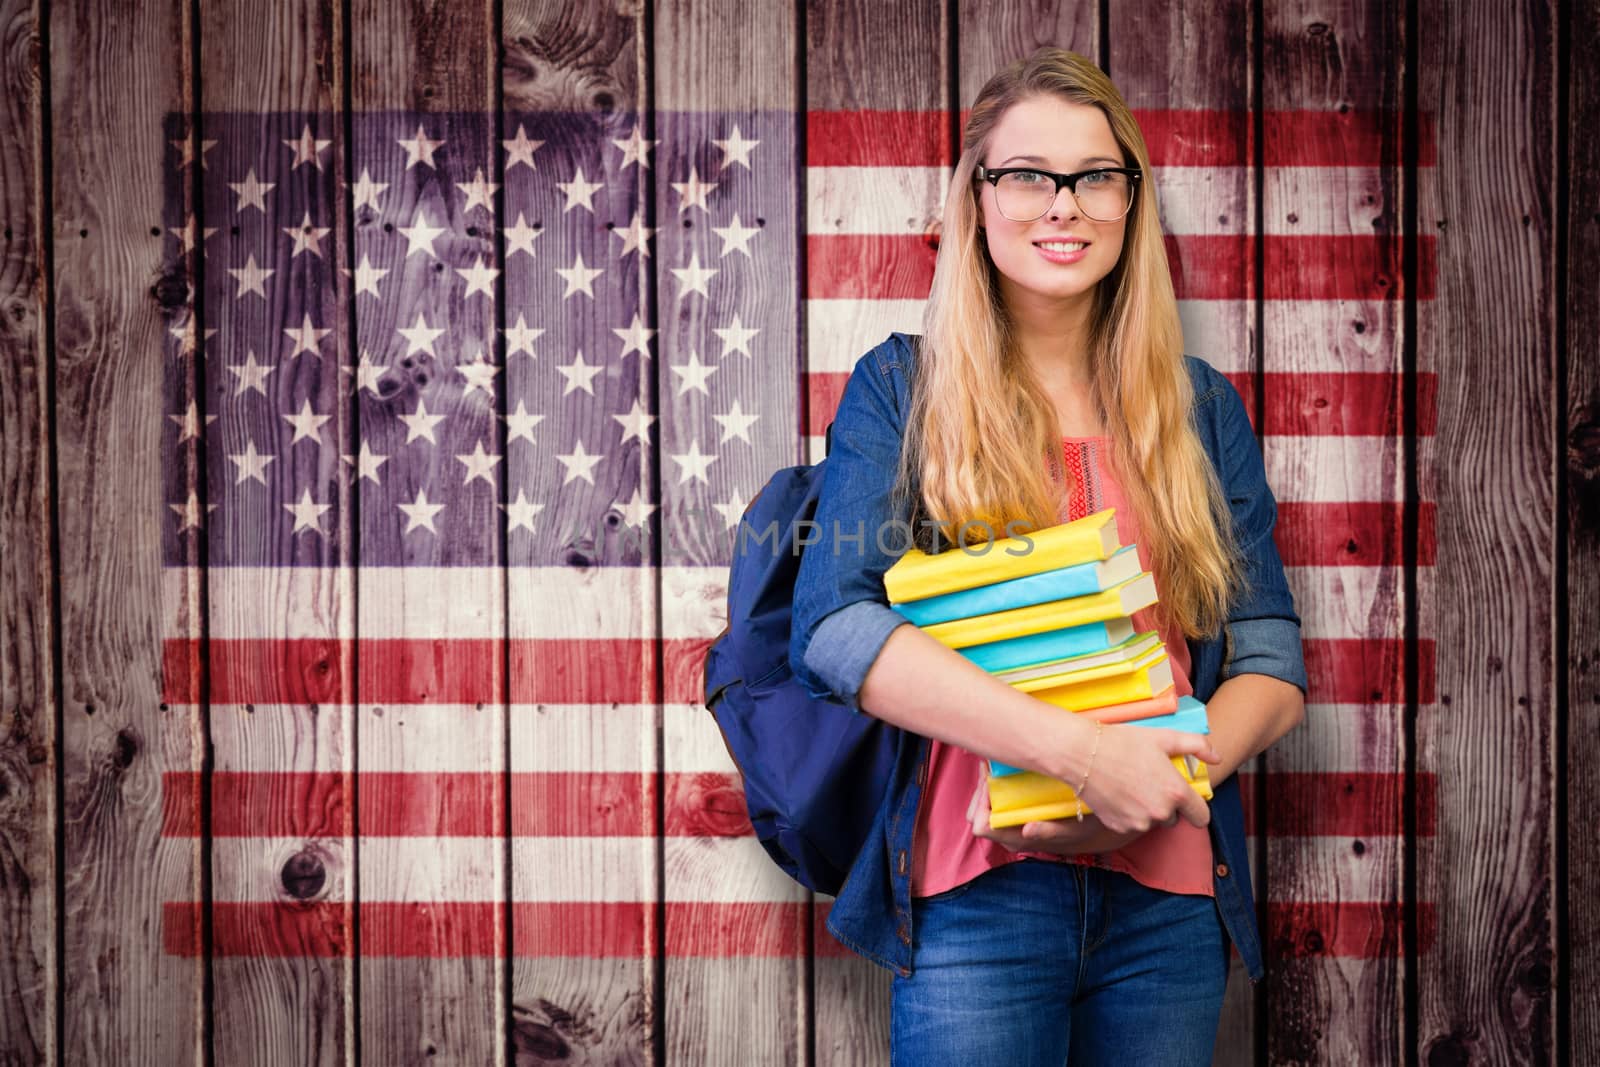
[956,616,1136,674]
[988,696,1208,777]
[892,545,1141,626]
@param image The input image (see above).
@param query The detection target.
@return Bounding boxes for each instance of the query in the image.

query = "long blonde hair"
[894,47,1245,640]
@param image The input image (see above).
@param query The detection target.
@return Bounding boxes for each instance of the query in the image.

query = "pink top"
[910,435,1215,899]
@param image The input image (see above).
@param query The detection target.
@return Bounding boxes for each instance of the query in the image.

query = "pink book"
[1076,684,1180,723]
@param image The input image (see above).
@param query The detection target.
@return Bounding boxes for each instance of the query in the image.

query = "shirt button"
[1215,863,1230,878]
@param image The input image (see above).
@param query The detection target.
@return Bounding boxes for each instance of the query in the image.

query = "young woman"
[789,49,1309,1064]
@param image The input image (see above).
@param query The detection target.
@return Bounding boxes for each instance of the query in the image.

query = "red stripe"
[1304,638,1435,705]
[1269,901,1434,958]
[805,234,937,300]
[1224,372,1437,436]
[806,110,950,166]
[1240,772,1436,836]
[1277,501,1437,567]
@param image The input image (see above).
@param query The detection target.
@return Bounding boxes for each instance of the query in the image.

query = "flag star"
[283,211,332,258]
[711,212,760,258]
[170,137,217,169]
[228,168,275,213]
[557,167,603,213]
[228,440,275,485]
[457,351,499,396]
[282,399,331,445]
[557,350,603,396]
[503,213,542,258]
[228,349,275,397]
[349,168,389,212]
[670,251,717,298]
[342,441,388,484]
[502,125,544,171]
[504,314,545,360]
[397,489,445,534]
[456,441,502,486]
[349,253,389,298]
[616,486,656,529]
[713,397,760,444]
[612,213,654,258]
[398,213,446,259]
[456,256,500,298]
[613,398,656,444]
[613,312,656,361]
[169,490,216,532]
[284,489,331,534]
[168,399,217,442]
[458,168,499,213]
[284,313,331,358]
[397,311,444,355]
[347,350,384,394]
[169,215,217,251]
[227,253,274,299]
[611,126,657,170]
[670,165,718,214]
[501,489,544,534]
[713,312,759,358]
[670,350,717,396]
[669,439,718,485]
[398,124,445,169]
[283,123,333,169]
[502,400,545,445]
[713,123,761,171]
[555,440,603,485]
[556,250,603,299]
[398,398,446,444]
[168,321,217,356]
[714,488,751,529]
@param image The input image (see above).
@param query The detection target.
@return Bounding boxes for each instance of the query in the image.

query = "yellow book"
[921,572,1157,650]
[883,508,1121,603]
[987,758,1213,829]
[1026,647,1174,712]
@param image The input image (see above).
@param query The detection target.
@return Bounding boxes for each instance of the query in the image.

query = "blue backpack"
[701,426,903,896]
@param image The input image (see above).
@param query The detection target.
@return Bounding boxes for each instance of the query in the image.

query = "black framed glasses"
[974,164,1142,223]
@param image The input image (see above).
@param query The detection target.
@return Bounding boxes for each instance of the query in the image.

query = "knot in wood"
[280,850,327,900]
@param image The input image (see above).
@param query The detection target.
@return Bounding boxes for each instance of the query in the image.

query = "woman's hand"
[1048,721,1222,835]
[966,776,1147,855]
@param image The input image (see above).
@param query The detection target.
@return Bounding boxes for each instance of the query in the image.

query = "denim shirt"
[788,332,1308,981]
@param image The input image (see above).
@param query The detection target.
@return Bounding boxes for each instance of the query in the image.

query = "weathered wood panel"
[51,0,205,1062]
[0,0,55,1062]
[1416,0,1557,1061]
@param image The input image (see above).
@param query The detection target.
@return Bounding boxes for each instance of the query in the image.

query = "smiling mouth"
[1035,240,1089,253]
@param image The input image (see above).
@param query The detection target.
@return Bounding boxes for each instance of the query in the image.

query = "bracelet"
[1073,721,1104,822]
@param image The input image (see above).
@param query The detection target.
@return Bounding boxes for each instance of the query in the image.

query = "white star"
[169,215,217,251]
[398,213,446,259]
[503,213,542,258]
[167,400,217,442]
[669,439,718,485]
[398,398,446,444]
[713,313,759,358]
[284,314,331,359]
[170,137,216,169]
[555,250,603,299]
[347,350,384,394]
[611,126,656,169]
[168,490,215,532]
[397,489,445,534]
[556,350,603,396]
[670,251,718,298]
[613,398,656,444]
[283,124,333,169]
[612,213,654,258]
[501,489,544,534]
[613,312,656,360]
[713,123,760,171]
[456,441,502,487]
[555,440,603,485]
[670,350,717,396]
[228,253,274,299]
[342,441,388,484]
[502,125,544,171]
[557,166,603,213]
[713,398,760,445]
[714,488,751,529]
[457,352,499,396]
[456,256,500,298]
[616,487,656,528]
[282,399,331,445]
[670,165,717,214]
[168,321,217,357]
[284,489,330,535]
[503,400,545,445]
[398,124,445,169]
[397,311,444,355]
[504,314,545,360]
[458,168,499,213]
[228,168,275,213]
[349,253,389,298]
[712,212,760,258]
[349,168,389,212]
[228,350,275,397]
[228,440,275,485]
[283,211,332,258]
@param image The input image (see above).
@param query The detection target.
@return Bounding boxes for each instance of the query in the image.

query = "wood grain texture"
[1417,0,1557,1062]
[0,0,54,1063]
[957,0,1098,106]
[50,0,204,1062]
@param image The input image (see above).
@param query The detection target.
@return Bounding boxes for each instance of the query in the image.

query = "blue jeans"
[891,859,1229,1066]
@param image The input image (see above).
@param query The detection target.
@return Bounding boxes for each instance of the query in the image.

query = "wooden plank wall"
[2,0,1591,1064]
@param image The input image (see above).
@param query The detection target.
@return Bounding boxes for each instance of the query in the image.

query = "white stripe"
[804,299,926,373]
[806,166,946,235]
[1273,704,1418,772]
[1264,436,1413,503]
[1266,835,1402,901]
[1286,567,1434,641]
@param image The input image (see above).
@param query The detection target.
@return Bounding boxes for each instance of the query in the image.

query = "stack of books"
[883,508,1212,829]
